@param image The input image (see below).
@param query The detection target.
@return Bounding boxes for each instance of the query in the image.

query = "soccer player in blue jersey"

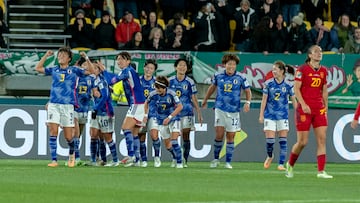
[89,63,119,166]
[35,48,93,167]
[110,52,146,167]
[138,59,162,167]
[144,76,184,168]
[202,54,252,169]
[259,61,297,170]
[169,58,203,167]
[72,57,94,165]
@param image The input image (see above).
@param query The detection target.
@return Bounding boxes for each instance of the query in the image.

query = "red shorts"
[295,106,328,131]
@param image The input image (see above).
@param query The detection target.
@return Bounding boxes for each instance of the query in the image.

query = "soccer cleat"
[120,156,130,164]
[134,161,141,167]
[176,163,183,169]
[210,159,220,168]
[105,161,120,167]
[183,161,188,168]
[277,164,286,171]
[154,157,161,168]
[47,161,58,167]
[76,159,84,166]
[263,156,273,169]
[84,161,99,166]
[285,162,294,178]
[317,171,333,179]
[224,162,233,169]
[170,159,176,168]
[68,154,75,168]
[124,156,136,167]
[141,161,148,168]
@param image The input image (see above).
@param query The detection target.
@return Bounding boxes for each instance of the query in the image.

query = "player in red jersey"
[351,102,360,129]
[285,45,333,179]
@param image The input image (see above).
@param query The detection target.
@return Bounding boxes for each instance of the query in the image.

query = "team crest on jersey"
[87,79,91,86]
[233,79,238,84]
[167,98,172,103]
[295,71,302,79]
[67,69,72,74]
[300,115,306,122]
[282,87,287,92]
[320,72,324,78]
[183,84,188,90]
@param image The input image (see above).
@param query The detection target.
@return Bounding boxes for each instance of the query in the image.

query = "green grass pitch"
[0,160,359,203]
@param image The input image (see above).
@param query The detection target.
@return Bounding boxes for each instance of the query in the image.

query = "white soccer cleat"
[170,159,176,168]
[105,161,119,167]
[224,162,233,169]
[134,161,141,167]
[141,161,148,168]
[154,157,161,168]
[176,163,183,169]
[210,159,220,168]
[317,171,333,179]
[285,162,294,178]
[124,156,136,167]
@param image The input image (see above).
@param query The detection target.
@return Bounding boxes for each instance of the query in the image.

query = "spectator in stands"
[166,23,191,51]
[114,0,138,21]
[330,0,352,22]
[159,0,186,24]
[233,0,257,52]
[343,27,360,54]
[193,2,219,52]
[138,0,157,22]
[71,0,93,19]
[309,16,332,51]
[287,12,311,54]
[0,7,9,48]
[94,10,116,49]
[115,10,141,49]
[214,0,233,51]
[255,0,281,22]
[164,12,190,42]
[146,27,166,51]
[123,31,145,50]
[271,13,289,53]
[330,14,355,53]
[142,11,164,42]
[251,16,274,54]
[92,0,105,19]
[67,9,95,49]
[280,0,301,25]
[303,0,327,26]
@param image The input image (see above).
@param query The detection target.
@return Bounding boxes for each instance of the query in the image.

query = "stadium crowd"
[64,0,360,54]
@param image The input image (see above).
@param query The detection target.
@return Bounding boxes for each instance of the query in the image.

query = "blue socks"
[171,139,182,164]
[99,139,107,162]
[213,139,223,160]
[74,137,80,159]
[153,138,161,157]
[90,139,99,162]
[140,140,147,162]
[133,136,140,162]
[266,138,275,157]
[49,136,57,161]
[68,138,75,155]
[225,142,234,163]
[279,137,287,165]
[123,129,134,157]
[107,140,118,162]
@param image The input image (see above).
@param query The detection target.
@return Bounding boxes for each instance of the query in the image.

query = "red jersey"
[354,102,360,120]
[294,64,327,110]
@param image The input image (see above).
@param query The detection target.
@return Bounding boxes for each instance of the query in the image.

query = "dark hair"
[174,58,190,68]
[222,54,240,65]
[274,60,286,75]
[116,51,131,61]
[58,47,73,61]
[145,59,158,70]
[305,45,321,63]
[155,75,169,87]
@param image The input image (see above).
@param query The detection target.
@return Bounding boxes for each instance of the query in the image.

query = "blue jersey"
[146,89,181,124]
[111,65,146,104]
[169,75,197,117]
[263,78,294,120]
[75,75,94,113]
[45,66,85,105]
[140,75,156,118]
[212,70,250,113]
[92,74,114,117]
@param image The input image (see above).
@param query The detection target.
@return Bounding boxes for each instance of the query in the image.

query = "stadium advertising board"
[0,105,359,163]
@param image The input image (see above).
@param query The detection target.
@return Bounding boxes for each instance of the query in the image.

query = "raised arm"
[35,50,53,74]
